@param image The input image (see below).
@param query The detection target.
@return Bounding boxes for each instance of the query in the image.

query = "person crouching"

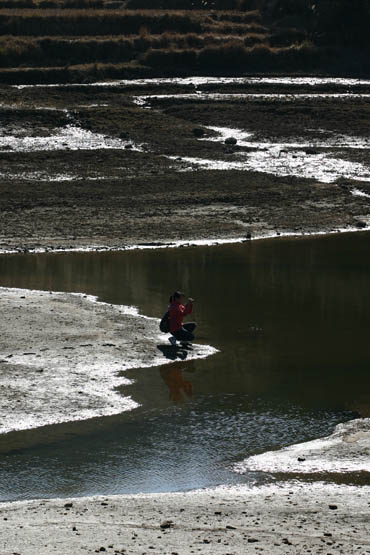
[168,291,196,347]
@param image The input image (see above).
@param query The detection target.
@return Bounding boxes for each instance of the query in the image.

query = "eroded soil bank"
[1,78,370,253]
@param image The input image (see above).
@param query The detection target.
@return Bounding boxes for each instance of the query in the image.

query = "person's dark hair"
[169,290,184,303]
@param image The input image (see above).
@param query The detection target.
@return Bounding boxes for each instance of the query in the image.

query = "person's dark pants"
[173,322,196,342]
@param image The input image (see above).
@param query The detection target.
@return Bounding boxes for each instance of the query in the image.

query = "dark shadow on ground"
[157,344,188,361]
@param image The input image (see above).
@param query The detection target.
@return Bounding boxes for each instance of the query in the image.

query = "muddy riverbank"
[1,78,370,552]
[1,77,370,253]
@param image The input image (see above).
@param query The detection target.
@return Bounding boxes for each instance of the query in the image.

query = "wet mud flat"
[1,77,370,252]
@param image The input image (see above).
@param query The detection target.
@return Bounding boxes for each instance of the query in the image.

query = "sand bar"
[0,287,216,437]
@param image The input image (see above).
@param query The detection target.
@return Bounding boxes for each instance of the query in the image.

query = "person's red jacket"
[169,300,192,333]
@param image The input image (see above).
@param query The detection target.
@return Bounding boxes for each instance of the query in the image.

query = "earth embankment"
[0,0,369,84]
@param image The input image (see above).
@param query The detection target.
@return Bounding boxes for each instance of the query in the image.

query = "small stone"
[225,137,237,145]
[99,548,106,552]
[226,525,236,530]
[355,220,367,228]
[297,457,306,462]
[192,128,205,137]
[64,503,73,508]
[248,538,259,543]
[329,505,338,510]
[160,520,174,529]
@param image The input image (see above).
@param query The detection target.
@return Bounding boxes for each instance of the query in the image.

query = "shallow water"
[0,231,369,500]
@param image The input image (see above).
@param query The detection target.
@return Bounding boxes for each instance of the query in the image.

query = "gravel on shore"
[0,481,369,554]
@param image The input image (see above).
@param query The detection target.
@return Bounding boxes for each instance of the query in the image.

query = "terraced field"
[0,1,319,84]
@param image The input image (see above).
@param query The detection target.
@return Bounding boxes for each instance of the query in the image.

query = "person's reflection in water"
[160,361,193,403]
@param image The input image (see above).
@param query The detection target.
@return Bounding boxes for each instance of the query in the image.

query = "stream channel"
[0,231,369,501]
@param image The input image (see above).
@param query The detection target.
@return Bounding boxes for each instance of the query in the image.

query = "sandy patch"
[0,481,369,554]
[234,418,370,475]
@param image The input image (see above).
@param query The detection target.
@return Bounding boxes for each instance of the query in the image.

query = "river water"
[0,231,369,501]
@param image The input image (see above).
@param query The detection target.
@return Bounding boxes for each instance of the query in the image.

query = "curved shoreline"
[0,286,217,438]
[1,76,370,545]
[1,258,369,553]
[1,223,370,256]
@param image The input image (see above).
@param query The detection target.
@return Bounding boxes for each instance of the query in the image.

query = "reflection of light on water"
[0,124,142,153]
[98,76,370,88]
[351,187,370,198]
[133,92,370,106]
[14,76,370,89]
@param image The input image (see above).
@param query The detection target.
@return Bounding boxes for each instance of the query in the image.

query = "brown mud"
[1,80,370,252]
